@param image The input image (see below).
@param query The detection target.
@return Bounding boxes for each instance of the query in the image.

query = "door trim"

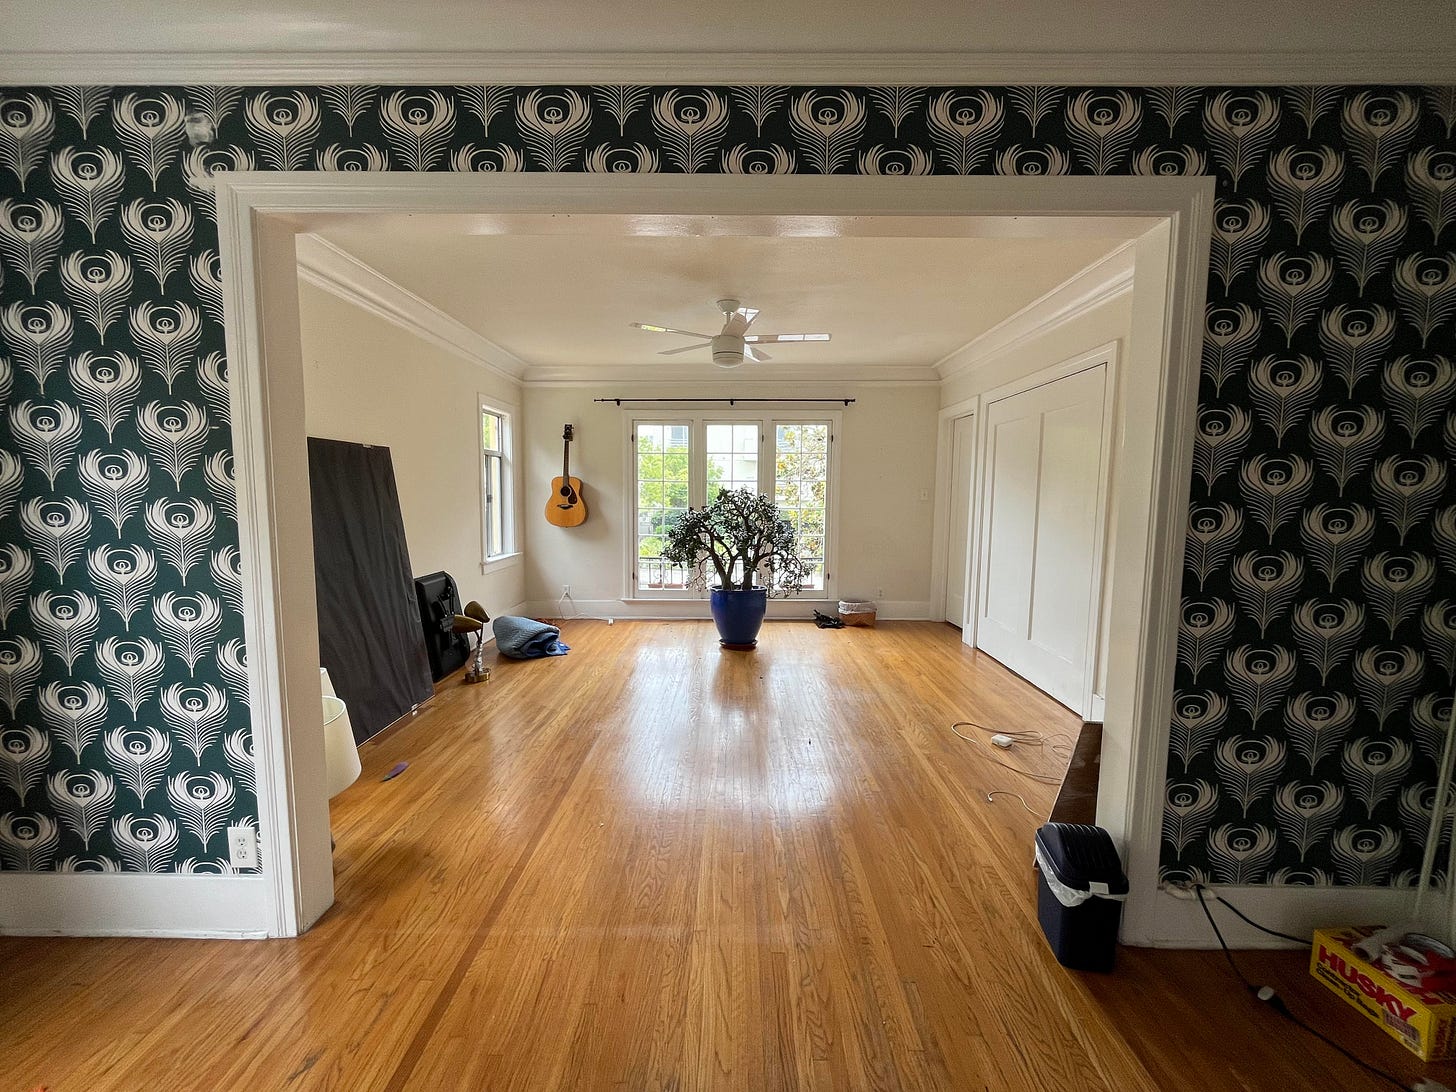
[939,410,979,629]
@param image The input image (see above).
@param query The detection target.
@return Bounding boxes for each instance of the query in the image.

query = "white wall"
[296,279,527,617]
[520,381,941,618]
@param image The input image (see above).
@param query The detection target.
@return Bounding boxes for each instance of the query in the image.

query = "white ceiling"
[4,0,1449,56]
[303,217,1125,377]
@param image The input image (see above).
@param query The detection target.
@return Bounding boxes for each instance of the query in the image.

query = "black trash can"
[1034,822,1129,972]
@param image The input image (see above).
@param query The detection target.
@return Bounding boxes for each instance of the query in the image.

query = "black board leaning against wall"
[308,437,434,744]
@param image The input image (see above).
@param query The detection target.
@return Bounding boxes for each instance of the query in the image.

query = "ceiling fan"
[631,298,831,369]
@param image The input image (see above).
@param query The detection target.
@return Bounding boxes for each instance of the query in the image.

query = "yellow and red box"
[1310,925,1456,1061]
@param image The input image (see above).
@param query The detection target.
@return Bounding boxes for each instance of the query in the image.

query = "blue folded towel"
[492,615,570,659]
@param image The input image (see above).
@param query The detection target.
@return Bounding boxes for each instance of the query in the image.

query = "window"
[480,401,515,563]
[774,423,829,591]
[635,421,691,589]
[629,412,836,598]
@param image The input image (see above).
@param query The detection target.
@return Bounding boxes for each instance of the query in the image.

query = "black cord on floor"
[1194,885,1412,1091]
[1195,886,1251,989]
[1208,888,1308,946]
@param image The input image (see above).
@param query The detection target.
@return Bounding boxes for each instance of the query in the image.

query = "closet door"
[975,366,1108,714]
[308,437,434,743]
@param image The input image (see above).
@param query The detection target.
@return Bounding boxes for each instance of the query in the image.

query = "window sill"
[480,552,523,575]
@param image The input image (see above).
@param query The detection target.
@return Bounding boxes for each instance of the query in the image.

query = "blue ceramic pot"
[710,586,768,648]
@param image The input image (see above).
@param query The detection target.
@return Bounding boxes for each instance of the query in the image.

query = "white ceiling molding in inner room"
[3,0,1453,84]
[298,213,1133,386]
[294,233,527,383]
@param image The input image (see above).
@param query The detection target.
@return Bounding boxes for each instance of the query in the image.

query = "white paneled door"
[944,412,976,627]
[975,364,1109,715]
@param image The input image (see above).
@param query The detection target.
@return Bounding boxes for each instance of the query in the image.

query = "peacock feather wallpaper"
[0,82,1454,885]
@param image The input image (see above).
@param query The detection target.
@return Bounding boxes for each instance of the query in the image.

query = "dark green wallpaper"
[0,84,1453,884]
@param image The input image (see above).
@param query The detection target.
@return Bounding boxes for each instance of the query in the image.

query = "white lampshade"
[322,695,362,798]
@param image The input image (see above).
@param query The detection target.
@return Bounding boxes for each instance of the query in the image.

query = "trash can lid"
[1035,822,1129,896]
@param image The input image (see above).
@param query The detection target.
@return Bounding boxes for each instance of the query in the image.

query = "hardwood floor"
[1,621,1448,1090]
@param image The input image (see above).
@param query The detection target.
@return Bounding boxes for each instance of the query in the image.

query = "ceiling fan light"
[711,333,744,368]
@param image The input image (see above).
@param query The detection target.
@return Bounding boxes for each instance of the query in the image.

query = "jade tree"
[660,488,811,594]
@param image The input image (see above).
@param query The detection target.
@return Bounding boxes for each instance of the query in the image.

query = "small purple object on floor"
[382,761,409,782]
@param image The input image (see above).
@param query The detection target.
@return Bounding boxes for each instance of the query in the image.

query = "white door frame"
[214,173,1212,943]
[935,409,978,629]
[970,345,1118,719]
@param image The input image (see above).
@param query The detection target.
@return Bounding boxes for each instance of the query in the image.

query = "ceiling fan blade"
[631,322,713,338]
[745,345,771,363]
[656,342,711,356]
[720,310,753,337]
[743,333,832,344]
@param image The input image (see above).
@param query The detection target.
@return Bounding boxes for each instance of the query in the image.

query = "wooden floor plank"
[1,620,1449,1091]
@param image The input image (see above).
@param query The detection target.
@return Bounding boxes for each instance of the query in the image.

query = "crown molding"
[523,364,941,386]
[294,233,527,384]
[3,49,1454,86]
[935,242,1136,383]
[293,236,939,387]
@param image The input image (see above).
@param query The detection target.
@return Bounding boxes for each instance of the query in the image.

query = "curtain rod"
[593,397,855,406]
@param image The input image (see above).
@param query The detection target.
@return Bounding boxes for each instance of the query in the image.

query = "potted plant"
[659,487,811,649]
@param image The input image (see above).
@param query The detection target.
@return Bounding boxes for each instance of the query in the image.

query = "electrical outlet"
[875,587,884,600]
[562,584,571,597]
[227,825,258,869]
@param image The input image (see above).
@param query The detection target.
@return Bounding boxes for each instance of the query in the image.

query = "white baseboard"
[1126,884,1422,950]
[0,874,272,939]
[525,599,934,621]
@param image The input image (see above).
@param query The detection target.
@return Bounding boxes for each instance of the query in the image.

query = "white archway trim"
[214,173,1211,941]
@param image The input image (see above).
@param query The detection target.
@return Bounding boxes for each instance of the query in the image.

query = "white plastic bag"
[1035,841,1129,908]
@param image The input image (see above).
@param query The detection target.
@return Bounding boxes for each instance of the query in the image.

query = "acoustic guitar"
[545,423,587,527]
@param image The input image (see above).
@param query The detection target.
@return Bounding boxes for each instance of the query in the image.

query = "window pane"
[636,421,693,592]
[480,407,511,563]
[637,423,662,453]
[707,421,758,498]
[774,422,830,592]
[487,456,504,555]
